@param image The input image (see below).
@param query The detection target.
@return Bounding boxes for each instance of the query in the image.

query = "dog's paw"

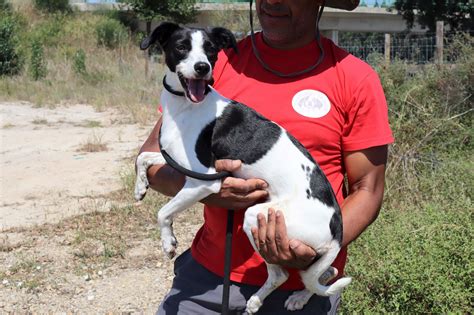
[162,236,178,259]
[134,176,149,201]
[284,290,312,311]
[245,295,262,315]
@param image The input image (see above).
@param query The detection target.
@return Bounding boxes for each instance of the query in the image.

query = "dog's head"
[140,22,238,104]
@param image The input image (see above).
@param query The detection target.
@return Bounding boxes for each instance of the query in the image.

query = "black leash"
[159,146,234,315]
[161,149,231,181]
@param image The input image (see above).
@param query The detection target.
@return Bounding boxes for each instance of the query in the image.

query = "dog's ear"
[140,22,181,50]
[210,27,238,54]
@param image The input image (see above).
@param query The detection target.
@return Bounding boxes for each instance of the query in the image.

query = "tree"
[394,0,473,32]
[121,0,197,34]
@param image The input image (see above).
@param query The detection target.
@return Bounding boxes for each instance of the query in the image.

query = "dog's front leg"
[135,151,166,201]
[158,178,221,259]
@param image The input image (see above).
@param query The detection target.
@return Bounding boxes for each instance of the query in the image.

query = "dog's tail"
[299,242,352,297]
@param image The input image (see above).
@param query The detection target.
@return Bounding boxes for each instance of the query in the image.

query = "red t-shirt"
[190,33,394,290]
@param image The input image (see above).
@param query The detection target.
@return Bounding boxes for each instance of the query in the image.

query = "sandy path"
[0,101,150,230]
[0,102,188,312]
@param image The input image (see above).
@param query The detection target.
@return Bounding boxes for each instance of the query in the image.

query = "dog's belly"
[244,197,336,252]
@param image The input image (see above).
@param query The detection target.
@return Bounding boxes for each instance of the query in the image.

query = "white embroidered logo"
[292,89,331,118]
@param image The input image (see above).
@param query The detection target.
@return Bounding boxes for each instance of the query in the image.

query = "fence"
[339,22,473,64]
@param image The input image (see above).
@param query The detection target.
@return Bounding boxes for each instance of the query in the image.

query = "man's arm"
[137,119,268,207]
[340,145,387,247]
[249,145,388,268]
[138,117,186,197]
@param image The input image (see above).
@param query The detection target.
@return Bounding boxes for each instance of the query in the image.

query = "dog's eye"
[204,42,217,54]
[175,44,187,52]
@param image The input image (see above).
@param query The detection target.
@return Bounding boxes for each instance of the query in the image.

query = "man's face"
[256,0,319,49]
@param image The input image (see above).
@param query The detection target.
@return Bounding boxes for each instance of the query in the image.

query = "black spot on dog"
[211,101,281,164]
[286,132,315,164]
[301,164,305,170]
[308,166,337,208]
[330,210,343,244]
[195,120,216,168]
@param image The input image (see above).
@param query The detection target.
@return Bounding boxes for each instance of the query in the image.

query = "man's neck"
[261,31,317,50]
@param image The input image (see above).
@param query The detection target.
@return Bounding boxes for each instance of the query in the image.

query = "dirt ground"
[0,102,201,312]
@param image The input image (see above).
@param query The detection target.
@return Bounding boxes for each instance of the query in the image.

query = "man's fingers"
[215,159,241,172]
[265,208,278,255]
[289,239,317,261]
[222,177,268,194]
[244,190,269,203]
[274,210,290,251]
[257,213,268,253]
[251,227,260,251]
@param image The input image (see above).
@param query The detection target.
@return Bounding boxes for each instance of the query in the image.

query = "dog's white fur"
[135,29,351,314]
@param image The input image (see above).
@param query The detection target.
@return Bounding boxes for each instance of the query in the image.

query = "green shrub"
[95,18,128,50]
[30,14,66,47]
[342,199,472,313]
[0,0,12,12]
[341,35,473,313]
[0,15,23,76]
[33,0,71,14]
[72,48,87,75]
[29,39,47,80]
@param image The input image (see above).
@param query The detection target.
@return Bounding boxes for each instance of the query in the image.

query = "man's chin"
[261,31,292,47]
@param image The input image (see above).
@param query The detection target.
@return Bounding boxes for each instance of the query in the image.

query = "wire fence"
[339,31,473,64]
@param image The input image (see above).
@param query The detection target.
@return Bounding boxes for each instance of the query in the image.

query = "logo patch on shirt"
[292,90,331,118]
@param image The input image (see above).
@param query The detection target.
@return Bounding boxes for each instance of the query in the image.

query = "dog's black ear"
[140,22,181,50]
[210,27,238,54]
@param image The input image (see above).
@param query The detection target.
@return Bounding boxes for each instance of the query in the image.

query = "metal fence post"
[384,33,391,63]
[330,30,339,45]
[436,21,444,65]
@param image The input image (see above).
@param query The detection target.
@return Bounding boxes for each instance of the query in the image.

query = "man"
[139,0,393,313]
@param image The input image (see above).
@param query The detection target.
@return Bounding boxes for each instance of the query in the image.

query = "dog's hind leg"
[246,263,289,314]
[285,266,339,310]
[242,202,289,314]
[284,289,313,311]
[134,151,166,201]
[158,178,221,259]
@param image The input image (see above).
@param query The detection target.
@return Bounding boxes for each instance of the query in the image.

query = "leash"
[159,144,234,314]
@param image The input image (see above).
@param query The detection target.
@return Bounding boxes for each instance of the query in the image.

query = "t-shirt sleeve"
[342,71,394,151]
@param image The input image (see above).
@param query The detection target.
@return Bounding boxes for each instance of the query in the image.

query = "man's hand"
[251,208,318,269]
[201,159,269,210]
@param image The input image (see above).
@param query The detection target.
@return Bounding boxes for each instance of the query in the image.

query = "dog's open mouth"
[178,73,209,103]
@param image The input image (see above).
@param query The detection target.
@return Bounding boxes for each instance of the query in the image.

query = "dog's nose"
[194,62,210,76]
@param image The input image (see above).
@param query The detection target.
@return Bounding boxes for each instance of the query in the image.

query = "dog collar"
[163,76,185,97]
[163,76,212,98]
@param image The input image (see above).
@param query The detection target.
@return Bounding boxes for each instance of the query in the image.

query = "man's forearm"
[146,164,186,197]
[340,188,383,247]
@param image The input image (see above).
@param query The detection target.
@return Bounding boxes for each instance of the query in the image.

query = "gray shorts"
[157,250,340,315]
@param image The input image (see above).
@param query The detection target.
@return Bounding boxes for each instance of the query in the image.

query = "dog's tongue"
[188,79,207,103]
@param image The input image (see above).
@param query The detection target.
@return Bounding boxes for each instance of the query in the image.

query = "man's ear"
[140,22,181,50]
[210,27,238,54]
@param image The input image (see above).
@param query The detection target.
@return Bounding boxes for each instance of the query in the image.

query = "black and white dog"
[135,22,351,314]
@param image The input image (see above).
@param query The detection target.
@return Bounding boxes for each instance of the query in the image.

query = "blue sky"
[361,0,395,7]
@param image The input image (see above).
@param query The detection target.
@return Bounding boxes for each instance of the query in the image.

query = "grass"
[31,118,48,125]
[2,123,15,129]
[77,132,108,152]
[2,254,45,292]
[80,119,102,128]
[0,5,161,124]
